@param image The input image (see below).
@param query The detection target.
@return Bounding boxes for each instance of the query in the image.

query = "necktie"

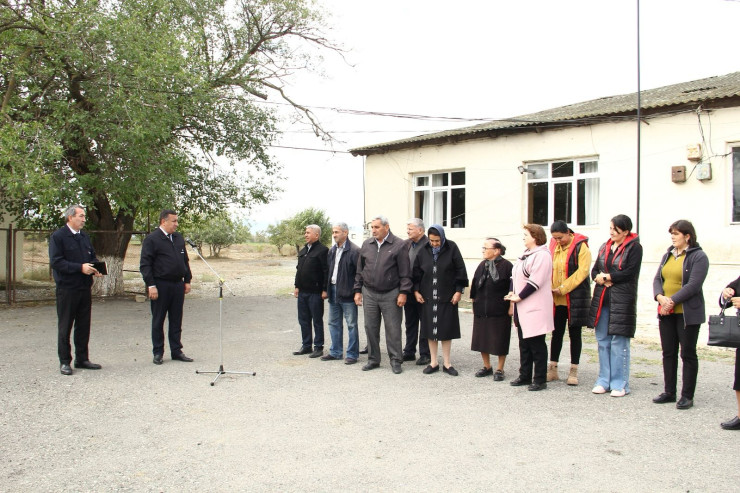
[168,234,173,243]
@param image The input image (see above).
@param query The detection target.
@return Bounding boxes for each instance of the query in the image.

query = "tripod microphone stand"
[186,239,256,386]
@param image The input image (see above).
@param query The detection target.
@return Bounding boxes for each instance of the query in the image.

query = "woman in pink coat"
[505,224,555,391]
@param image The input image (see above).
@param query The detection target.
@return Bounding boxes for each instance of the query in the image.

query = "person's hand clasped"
[504,291,521,303]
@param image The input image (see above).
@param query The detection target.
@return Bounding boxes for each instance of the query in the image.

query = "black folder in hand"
[92,261,108,275]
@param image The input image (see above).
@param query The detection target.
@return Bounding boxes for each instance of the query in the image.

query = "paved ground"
[1,294,738,492]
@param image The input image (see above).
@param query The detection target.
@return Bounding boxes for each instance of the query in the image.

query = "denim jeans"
[297,291,324,349]
[594,306,631,392]
[328,284,359,359]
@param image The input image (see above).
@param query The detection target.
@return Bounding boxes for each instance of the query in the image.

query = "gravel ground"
[1,287,739,492]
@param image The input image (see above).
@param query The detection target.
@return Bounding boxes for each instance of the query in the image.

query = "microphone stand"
[186,239,256,386]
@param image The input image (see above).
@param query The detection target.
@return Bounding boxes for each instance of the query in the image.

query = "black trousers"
[403,296,430,357]
[550,305,582,364]
[151,279,185,357]
[517,327,548,384]
[659,314,700,399]
[57,287,92,364]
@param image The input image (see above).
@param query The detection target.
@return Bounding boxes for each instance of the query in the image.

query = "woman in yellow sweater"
[652,220,708,410]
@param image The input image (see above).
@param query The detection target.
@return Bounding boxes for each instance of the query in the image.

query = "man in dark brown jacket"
[353,216,412,374]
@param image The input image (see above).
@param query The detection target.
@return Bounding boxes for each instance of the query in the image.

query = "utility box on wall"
[672,165,687,183]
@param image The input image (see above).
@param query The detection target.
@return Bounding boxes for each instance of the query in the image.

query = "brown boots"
[547,362,579,385]
[567,364,579,386]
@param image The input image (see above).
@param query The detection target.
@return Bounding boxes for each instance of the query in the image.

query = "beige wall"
[364,106,740,262]
[362,107,740,328]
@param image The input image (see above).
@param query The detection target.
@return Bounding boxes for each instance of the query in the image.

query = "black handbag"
[707,307,740,348]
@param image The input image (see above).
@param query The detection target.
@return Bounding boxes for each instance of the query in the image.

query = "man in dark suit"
[140,209,193,365]
[403,218,432,366]
[293,225,329,358]
[49,205,103,375]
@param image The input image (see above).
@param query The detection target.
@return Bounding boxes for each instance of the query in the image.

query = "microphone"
[185,237,197,248]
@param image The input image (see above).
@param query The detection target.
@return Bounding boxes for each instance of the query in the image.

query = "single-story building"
[350,72,740,326]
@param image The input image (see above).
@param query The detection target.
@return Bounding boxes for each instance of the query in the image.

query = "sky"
[247,0,740,232]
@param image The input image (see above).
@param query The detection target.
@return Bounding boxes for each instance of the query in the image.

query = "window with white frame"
[524,158,599,226]
[732,146,740,222]
[413,170,465,228]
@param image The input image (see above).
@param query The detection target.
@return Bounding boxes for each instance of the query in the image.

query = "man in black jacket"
[49,205,103,375]
[293,225,329,358]
[322,222,361,364]
[403,218,431,366]
[140,209,193,365]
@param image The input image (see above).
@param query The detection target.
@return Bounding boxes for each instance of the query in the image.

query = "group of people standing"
[47,204,736,431]
[292,213,740,431]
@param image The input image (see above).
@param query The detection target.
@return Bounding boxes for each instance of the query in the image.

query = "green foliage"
[267,207,331,254]
[0,0,336,293]
[184,212,250,257]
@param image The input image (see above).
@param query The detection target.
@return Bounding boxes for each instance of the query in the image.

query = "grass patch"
[633,371,656,378]
[632,356,660,366]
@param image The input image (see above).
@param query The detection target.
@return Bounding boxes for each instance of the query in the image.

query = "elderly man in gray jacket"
[354,216,412,374]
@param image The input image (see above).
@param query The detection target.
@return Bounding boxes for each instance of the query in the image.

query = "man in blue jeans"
[293,225,329,358]
[321,222,361,364]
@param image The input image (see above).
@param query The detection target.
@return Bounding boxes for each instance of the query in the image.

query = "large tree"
[0,0,334,294]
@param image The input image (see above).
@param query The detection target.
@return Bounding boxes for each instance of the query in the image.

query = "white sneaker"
[592,385,607,394]
[610,389,627,397]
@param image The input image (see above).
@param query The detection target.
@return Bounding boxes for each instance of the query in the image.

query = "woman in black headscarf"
[413,224,469,376]
[470,237,513,381]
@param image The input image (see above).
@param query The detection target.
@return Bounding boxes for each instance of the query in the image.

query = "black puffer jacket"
[588,233,643,337]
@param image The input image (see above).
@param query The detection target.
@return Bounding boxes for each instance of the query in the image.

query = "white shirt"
[331,241,345,285]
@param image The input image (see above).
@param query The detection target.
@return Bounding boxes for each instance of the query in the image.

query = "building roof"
[350,71,740,156]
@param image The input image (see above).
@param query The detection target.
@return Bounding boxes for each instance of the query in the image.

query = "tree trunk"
[91,255,124,296]
[88,205,136,296]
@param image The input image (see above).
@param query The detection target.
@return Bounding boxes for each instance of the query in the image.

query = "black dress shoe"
[60,364,73,375]
[676,396,694,410]
[416,356,431,366]
[320,354,341,361]
[652,392,677,404]
[720,416,740,430]
[309,348,323,358]
[391,362,403,374]
[293,346,312,356]
[402,354,416,362]
[153,354,163,365]
[74,360,102,370]
[510,376,531,387]
[443,366,458,376]
[475,367,493,378]
[359,346,368,354]
[528,382,547,391]
[493,370,505,381]
[172,353,194,362]
[362,362,379,371]
[423,364,439,374]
